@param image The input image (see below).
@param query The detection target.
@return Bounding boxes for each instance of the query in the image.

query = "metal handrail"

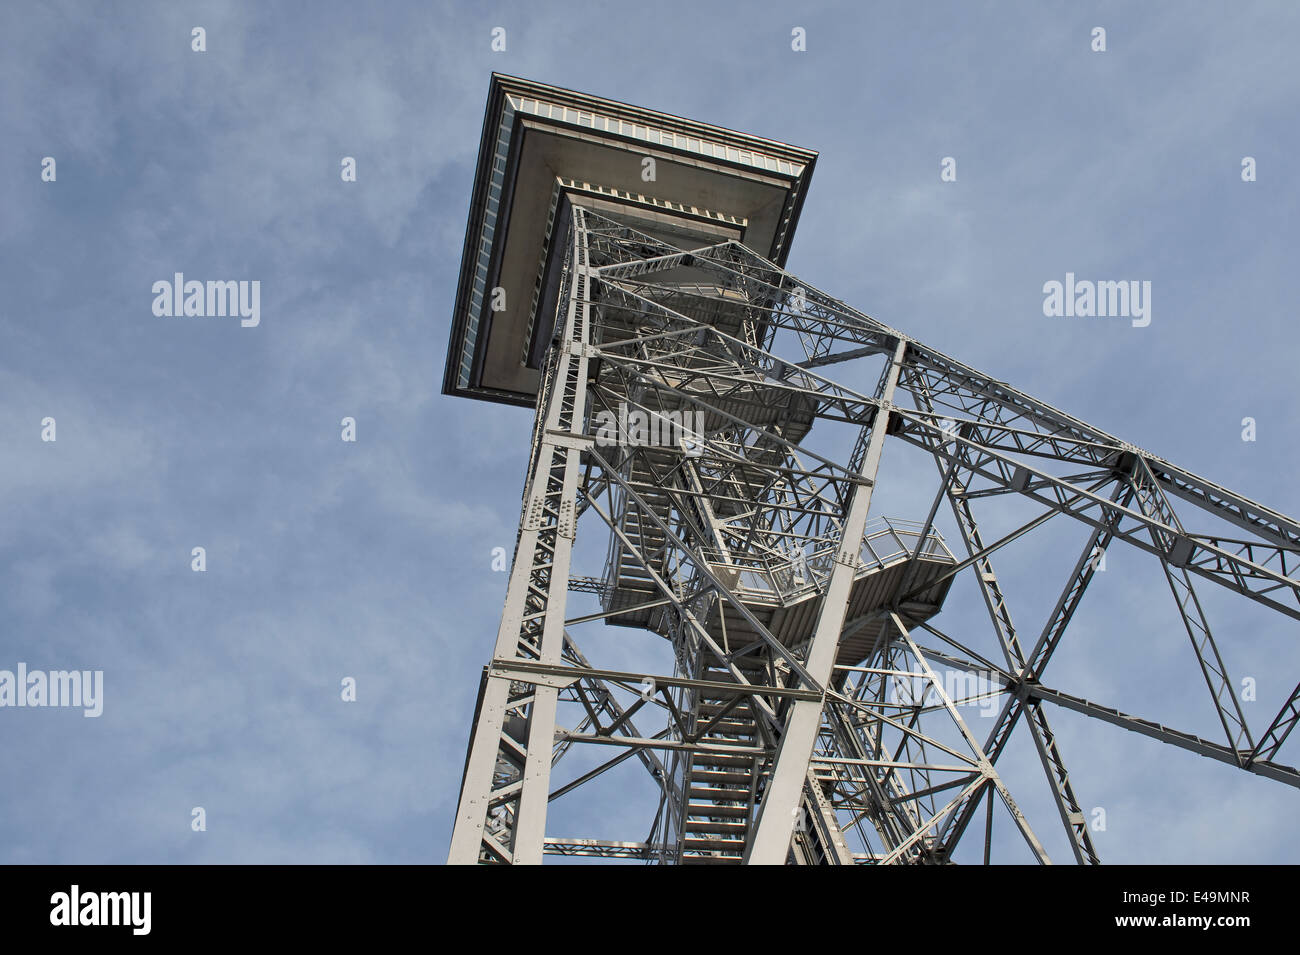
[698,517,955,604]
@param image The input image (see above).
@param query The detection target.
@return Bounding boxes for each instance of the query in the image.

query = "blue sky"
[1,0,1298,864]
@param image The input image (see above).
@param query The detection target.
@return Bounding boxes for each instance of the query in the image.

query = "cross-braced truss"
[448,208,1300,865]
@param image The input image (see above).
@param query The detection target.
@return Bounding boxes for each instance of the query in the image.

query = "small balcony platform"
[603,517,957,667]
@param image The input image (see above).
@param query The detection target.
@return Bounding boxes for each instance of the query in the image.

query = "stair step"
[689,753,755,768]
[683,837,747,852]
[686,802,750,817]
[688,786,751,802]
[696,727,757,741]
[697,703,755,717]
[689,769,753,786]
[683,820,748,834]
[700,668,768,682]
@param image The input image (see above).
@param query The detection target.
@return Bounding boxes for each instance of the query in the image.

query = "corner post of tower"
[446,217,594,864]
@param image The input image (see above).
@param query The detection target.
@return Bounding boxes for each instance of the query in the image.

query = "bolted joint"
[557,501,577,540]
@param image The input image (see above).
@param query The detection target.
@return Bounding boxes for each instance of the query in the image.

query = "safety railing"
[699,517,955,605]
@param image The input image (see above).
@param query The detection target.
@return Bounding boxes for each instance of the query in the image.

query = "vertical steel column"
[448,215,593,864]
[744,339,905,864]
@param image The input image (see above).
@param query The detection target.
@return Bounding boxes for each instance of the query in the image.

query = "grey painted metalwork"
[444,77,1300,864]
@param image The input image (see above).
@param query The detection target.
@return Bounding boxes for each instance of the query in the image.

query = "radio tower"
[444,75,1300,864]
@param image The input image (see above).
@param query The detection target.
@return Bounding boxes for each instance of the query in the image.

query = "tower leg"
[448,223,593,864]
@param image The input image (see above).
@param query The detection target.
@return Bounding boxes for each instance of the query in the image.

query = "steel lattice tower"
[443,75,1300,864]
